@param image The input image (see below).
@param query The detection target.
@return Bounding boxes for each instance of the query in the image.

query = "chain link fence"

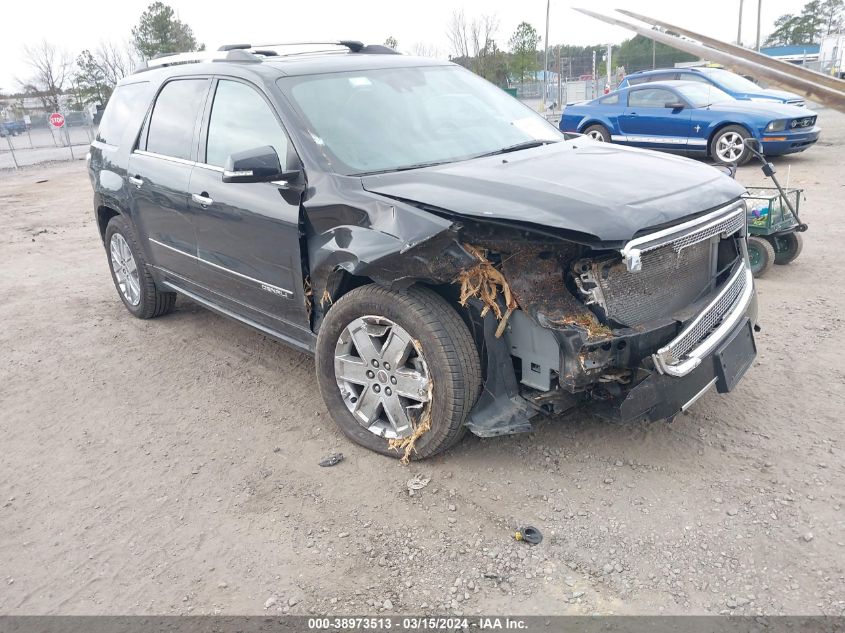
[1,110,96,169]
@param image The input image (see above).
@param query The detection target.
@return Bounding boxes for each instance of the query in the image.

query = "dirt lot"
[1,111,843,617]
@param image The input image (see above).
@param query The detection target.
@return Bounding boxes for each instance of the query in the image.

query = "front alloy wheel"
[334,316,430,439]
[316,284,481,460]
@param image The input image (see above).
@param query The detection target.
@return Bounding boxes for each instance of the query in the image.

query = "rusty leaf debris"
[456,244,518,338]
[304,276,313,318]
[388,379,434,465]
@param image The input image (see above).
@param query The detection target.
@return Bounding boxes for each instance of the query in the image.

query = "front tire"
[105,215,176,319]
[315,284,481,460]
[711,125,751,165]
[582,124,611,142]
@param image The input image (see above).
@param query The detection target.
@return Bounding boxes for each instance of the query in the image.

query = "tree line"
[5,2,202,113]
[765,0,844,46]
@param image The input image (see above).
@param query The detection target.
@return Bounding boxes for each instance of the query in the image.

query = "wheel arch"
[96,205,121,242]
[577,118,611,134]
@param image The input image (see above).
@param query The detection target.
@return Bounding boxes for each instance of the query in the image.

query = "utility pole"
[756,0,763,51]
[606,43,612,91]
[737,0,744,45]
[591,49,597,98]
[652,39,656,68]
[543,0,550,109]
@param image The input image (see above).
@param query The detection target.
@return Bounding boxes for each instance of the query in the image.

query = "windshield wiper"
[351,160,456,177]
[472,139,556,159]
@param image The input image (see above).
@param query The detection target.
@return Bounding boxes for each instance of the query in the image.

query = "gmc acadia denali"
[88,42,758,460]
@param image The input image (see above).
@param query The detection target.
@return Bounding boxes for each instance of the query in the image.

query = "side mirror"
[665,101,685,110]
[222,145,299,183]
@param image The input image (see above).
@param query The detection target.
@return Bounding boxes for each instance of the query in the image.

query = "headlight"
[765,120,787,132]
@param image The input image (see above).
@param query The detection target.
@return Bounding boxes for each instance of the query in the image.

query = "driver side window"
[205,80,289,168]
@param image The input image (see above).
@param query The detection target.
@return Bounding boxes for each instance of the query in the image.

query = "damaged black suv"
[88,42,758,460]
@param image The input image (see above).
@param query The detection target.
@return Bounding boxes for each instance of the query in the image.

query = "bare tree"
[470,14,499,78]
[446,10,471,61]
[96,40,138,87]
[411,42,441,58]
[19,40,72,111]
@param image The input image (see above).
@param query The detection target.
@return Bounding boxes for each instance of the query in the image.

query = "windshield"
[700,68,761,92]
[676,83,734,107]
[278,65,562,175]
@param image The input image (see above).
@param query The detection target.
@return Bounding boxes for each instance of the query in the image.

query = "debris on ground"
[456,244,518,338]
[318,452,344,467]
[406,474,431,494]
[514,526,543,545]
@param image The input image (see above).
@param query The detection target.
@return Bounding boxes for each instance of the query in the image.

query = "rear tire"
[747,235,776,277]
[710,125,751,165]
[105,215,176,319]
[769,232,803,265]
[315,284,481,460]
[582,124,611,142]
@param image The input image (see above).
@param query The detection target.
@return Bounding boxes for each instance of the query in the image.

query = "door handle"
[192,192,214,207]
[128,175,143,188]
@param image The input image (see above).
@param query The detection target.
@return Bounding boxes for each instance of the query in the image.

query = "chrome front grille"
[621,202,746,272]
[596,240,713,327]
[661,264,748,365]
[653,264,754,377]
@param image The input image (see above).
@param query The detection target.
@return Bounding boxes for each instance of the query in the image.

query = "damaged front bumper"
[467,257,757,434]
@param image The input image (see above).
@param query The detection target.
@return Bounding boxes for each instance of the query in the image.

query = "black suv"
[88,42,758,460]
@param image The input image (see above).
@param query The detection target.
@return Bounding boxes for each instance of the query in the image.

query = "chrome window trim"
[132,150,233,174]
[148,238,293,298]
[134,149,196,166]
[620,200,745,272]
[652,263,754,377]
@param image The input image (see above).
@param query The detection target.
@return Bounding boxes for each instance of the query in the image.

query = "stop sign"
[49,112,65,128]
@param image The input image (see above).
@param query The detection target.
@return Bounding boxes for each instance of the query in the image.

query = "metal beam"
[617,9,845,92]
[573,8,845,111]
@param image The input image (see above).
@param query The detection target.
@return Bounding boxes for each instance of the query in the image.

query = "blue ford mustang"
[619,67,806,106]
[560,80,820,165]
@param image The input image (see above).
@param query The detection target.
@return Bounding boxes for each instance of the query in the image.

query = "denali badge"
[261,283,289,297]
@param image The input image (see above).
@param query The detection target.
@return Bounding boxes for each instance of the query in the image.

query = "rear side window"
[205,80,288,167]
[599,93,619,105]
[628,88,676,108]
[626,75,649,86]
[145,79,208,160]
[96,82,150,146]
[681,73,711,83]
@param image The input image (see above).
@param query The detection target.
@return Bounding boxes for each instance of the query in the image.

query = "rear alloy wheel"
[711,125,751,165]
[105,215,176,318]
[316,284,481,460]
[582,124,611,142]
[747,235,776,277]
[769,232,804,265]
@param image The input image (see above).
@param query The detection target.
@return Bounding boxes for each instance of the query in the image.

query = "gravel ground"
[0,108,843,617]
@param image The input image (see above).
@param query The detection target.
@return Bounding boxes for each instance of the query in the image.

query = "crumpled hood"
[361,140,745,243]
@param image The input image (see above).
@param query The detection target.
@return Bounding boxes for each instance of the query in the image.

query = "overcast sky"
[2,0,804,91]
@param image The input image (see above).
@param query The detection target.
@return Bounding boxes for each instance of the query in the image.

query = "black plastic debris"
[514,526,543,545]
[319,453,344,467]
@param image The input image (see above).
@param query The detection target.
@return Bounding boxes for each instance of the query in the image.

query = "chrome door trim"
[160,277,314,353]
[148,238,293,298]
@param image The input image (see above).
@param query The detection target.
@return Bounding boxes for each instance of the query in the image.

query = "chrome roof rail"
[134,49,260,73]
